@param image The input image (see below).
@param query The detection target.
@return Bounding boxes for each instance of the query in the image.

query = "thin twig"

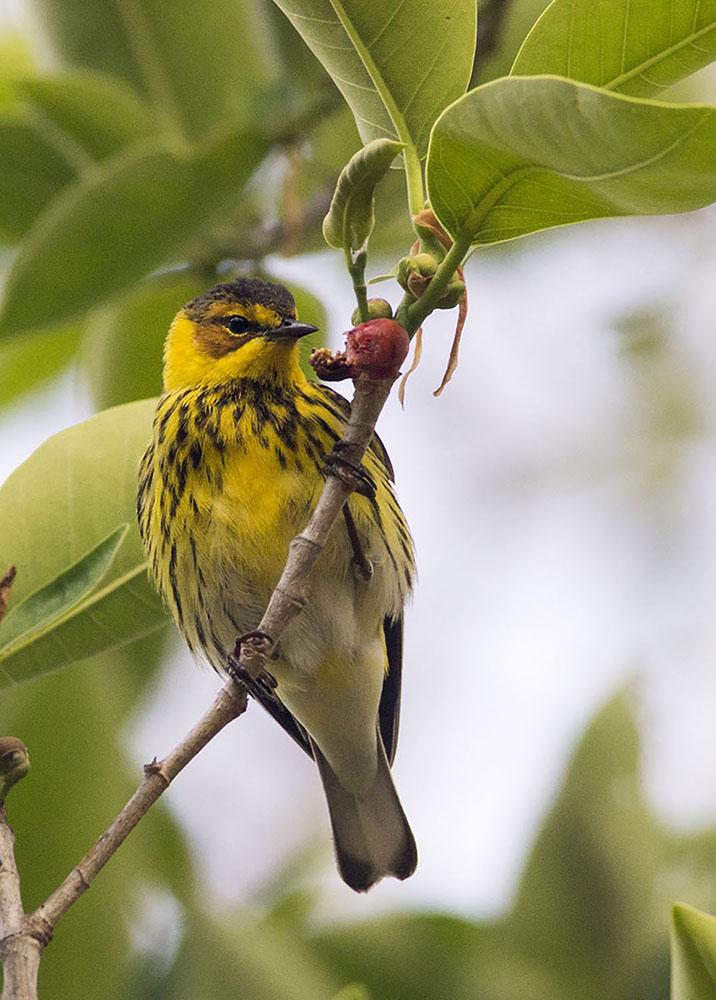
[33,685,247,931]
[0,370,396,996]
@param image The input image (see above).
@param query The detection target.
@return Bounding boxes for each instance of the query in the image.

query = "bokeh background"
[2,0,716,997]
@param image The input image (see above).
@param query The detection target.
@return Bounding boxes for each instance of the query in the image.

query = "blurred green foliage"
[2,0,716,996]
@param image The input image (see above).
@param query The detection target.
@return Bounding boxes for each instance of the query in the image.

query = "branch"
[0,366,400,997]
[0,808,41,1000]
[33,685,247,931]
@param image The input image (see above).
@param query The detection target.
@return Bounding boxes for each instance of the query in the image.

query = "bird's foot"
[228,631,278,693]
[323,443,374,498]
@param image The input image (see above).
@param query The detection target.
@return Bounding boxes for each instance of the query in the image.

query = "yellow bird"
[137,277,417,891]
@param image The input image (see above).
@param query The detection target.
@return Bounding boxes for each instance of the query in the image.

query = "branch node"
[273,584,305,613]
[73,864,92,893]
[143,757,169,787]
[25,913,53,948]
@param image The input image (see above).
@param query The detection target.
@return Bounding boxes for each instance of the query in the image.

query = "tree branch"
[0,808,42,1000]
[0,369,397,996]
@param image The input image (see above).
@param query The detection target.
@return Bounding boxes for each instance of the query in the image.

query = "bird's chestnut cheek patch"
[194,323,256,358]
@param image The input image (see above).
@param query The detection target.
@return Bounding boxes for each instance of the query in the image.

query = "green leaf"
[672,904,716,999]
[316,913,491,1000]
[167,907,341,1000]
[512,0,716,98]
[322,138,403,252]
[0,127,268,335]
[0,116,76,241]
[0,524,129,657]
[18,70,158,161]
[0,399,166,685]
[0,323,82,409]
[271,0,476,158]
[503,694,666,992]
[32,0,276,137]
[427,76,716,249]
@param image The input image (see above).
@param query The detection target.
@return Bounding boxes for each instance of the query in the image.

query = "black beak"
[266,319,319,341]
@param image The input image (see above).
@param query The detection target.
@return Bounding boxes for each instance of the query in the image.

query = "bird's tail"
[312,733,417,892]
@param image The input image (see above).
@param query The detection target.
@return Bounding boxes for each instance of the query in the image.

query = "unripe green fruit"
[436,279,466,310]
[396,256,419,292]
[351,298,393,325]
[412,252,438,276]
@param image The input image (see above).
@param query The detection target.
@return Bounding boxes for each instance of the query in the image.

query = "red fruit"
[344,319,409,379]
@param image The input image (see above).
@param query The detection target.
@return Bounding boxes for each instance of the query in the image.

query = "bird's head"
[163,277,318,391]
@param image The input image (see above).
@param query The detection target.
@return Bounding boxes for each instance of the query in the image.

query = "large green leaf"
[0,116,76,241]
[316,913,495,1000]
[271,0,476,159]
[0,323,82,409]
[0,399,166,685]
[671,904,716,999]
[31,0,274,137]
[503,695,667,994]
[427,76,716,249]
[166,906,343,1000]
[0,127,268,335]
[511,0,716,98]
[18,70,158,161]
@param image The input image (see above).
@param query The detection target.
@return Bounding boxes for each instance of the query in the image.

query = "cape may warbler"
[137,277,417,891]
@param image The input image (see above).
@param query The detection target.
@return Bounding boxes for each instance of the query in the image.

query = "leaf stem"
[346,248,370,322]
[404,147,425,218]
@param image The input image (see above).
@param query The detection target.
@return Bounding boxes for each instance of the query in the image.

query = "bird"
[137,276,417,892]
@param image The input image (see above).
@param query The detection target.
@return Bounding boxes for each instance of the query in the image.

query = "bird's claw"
[323,444,374,498]
[228,631,278,694]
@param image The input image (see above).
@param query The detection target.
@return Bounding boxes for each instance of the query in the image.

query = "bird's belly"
[175,453,323,661]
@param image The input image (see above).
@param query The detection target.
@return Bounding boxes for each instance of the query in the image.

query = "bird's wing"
[242,674,313,758]
[248,618,403,767]
[379,615,404,765]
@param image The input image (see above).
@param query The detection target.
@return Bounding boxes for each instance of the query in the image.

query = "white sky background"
[4,0,716,923]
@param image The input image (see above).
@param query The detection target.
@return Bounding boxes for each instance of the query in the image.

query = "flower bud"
[435,279,466,310]
[396,256,419,293]
[351,298,393,326]
[412,252,439,276]
[0,737,30,804]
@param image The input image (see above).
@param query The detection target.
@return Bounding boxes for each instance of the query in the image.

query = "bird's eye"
[225,315,250,335]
